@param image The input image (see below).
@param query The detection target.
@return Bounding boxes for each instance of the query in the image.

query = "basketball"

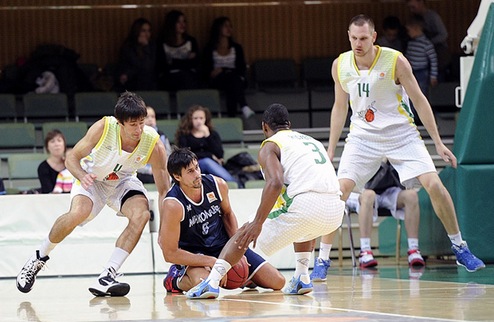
[224,256,249,289]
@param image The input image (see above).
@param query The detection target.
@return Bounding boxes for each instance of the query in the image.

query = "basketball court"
[3,258,493,322]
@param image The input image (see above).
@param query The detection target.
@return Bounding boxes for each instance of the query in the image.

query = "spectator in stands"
[406,0,450,81]
[137,106,173,183]
[175,105,237,185]
[115,18,157,92]
[405,16,438,97]
[38,129,74,194]
[325,14,484,274]
[310,162,425,281]
[376,15,407,52]
[158,10,200,92]
[0,177,6,195]
[203,16,254,119]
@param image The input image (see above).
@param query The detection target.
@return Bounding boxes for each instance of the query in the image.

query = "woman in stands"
[38,129,73,193]
[158,10,200,91]
[175,105,237,186]
[115,17,158,91]
[203,16,254,119]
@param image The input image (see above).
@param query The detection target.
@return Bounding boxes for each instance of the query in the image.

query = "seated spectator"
[376,15,408,52]
[203,16,254,119]
[310,162,425,280]
[38,129,73,193]
[137,106,173,184]
[115,18,157,91]
[158,10,200,91]
[175,105,237,186]
[0,177,5,195]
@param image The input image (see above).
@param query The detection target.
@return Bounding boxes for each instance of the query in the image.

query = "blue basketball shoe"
[451,242,485,272]
[185,279,219,299]
[283,274,313,295]
[310,258,331,282]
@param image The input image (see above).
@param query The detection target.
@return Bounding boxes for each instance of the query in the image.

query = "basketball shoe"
[89,267,130,297]
[451,242,485,272]
[17,250,49,293]
[283,274,313,295]
[407,249,425,267]
[359,250,378,268]
[310,258,331,282]
[186,279,219,299]
[163,265,184,293]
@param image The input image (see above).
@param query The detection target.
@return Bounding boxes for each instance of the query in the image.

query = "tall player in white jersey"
[312,14,484,278]
[16,92,171,296]
[185,103,345,299]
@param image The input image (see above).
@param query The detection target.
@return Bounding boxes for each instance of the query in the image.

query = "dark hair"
[407,15,425,30]
[262,103,290,131]
[208,16,234,49]
[44,129,66,153]
[163,10,187,45]
[167,147,198,184]
[349,14,375,32]
[175,105,214,143]
[114,91,147,123]
[126,18,152,48]
[382,16,401,30]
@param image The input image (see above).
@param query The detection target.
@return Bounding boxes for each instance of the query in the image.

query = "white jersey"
[261,130,340,198]
[338,46,420,141]
[80,116,159,182]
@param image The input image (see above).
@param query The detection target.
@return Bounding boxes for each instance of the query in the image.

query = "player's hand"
[81,173,97,190]
[219,274,228,287]
[235,221,262,250]
[327,147,335,162]
[436,143,457,168]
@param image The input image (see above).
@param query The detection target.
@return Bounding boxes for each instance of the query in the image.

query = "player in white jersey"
[185,103,345,299]
[17,92,171,296]
[313,14,484,277]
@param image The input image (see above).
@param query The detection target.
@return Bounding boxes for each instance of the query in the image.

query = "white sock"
[360,238,371,251]
[318,242,332,261]
[39,237,58,258]
[208,259,231,289]
[294,252,311,278]
[100,247,129,277]
[408,238,419,250]
[448,232,464,246]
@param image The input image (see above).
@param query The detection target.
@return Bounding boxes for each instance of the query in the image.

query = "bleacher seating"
[23,93,69,123]
[74,92,117,123]
[176,89,222,117]
[0,94,17,122]
[42,121,88,148]
[136,91,172,119]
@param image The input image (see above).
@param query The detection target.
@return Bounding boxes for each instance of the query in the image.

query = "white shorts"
[70,176,148,226]
[256,192,345,256]
[338,134,436,192]
[346,186,405,222]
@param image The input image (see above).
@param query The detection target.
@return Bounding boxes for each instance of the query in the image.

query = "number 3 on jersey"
[303,142,327,164]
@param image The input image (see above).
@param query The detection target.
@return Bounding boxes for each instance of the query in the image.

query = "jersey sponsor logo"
[206,192,217,203]
[188,204,221,228]
[104,172,119,181]
[358,101,377,123]
[134,155,146,164]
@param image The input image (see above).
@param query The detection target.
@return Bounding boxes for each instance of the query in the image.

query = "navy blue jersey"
[164,174,229,255]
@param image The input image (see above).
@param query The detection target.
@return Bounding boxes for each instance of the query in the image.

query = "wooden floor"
[3,258,493,322]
